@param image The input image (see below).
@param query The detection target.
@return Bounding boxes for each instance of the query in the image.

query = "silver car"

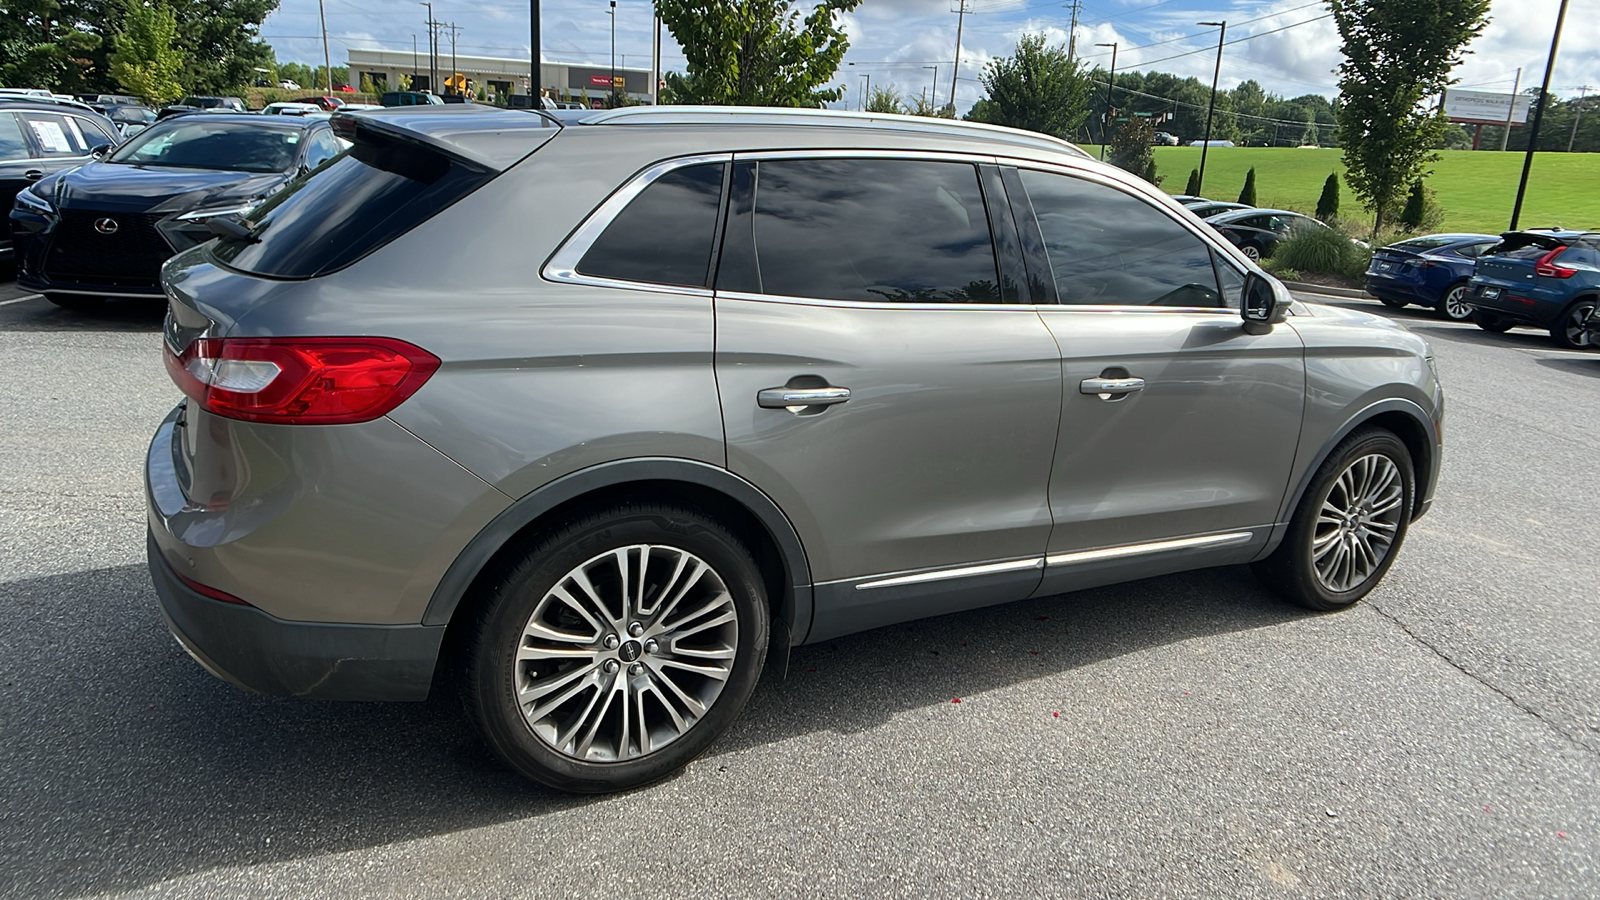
[147,106,1443,793]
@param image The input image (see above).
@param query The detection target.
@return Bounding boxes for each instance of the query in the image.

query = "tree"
[109,0,185,105]
[655,0,860,106]
[1108,118,1154,177]
[907,92,953,118]
[1399,179,1426,230]
[1185,168,1201,195]
[865,84,903,114]
[1232,79,1268,144]
[968,33,1092,139]
[1316,173,1341,220]
[1330,0,1490,232]
[359,74,377,94]
[1238,166,1257,206]
[1300,106,1319,146]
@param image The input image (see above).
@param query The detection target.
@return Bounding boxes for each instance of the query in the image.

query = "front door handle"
[757,385,851,409]
[1079,376,1146,396]
[23,170,44,182]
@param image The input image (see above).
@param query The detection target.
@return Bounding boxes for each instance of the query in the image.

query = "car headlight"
[159,202,260,252]
[173,202,258,223]
[13,188,54,215]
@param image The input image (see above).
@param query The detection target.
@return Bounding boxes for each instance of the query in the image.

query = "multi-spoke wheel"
[1253,428,1415,611]
[1551,298,1597,349]
[1436,283,1474,321]
[1241,244,1262,262]
[464,504,769,792]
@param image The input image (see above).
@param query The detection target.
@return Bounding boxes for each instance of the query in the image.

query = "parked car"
[1464,229,1600,348]
[1184,200,1252,219]
[143,105,1443,793]
[261,102,325,117]
[1152,131,1179,146]
[1364,233,1498,321]
[278,80,301,90]
[1171,195,1209,206]
[380,91,445,107]
[1188,139,1235,147]
[294,96,347,111]
[1203,208,1328,261]
[335,84,358,93]
[11,114,346,307]
[157,96,248,119]
[0,101,120,261]
[104,104,157,139]
[0,88,54,99]
[77,93,143,108]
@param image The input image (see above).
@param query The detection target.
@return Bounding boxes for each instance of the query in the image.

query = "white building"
[346,47,653,105]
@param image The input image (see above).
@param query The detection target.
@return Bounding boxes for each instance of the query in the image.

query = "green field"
[1150,147,1600,235]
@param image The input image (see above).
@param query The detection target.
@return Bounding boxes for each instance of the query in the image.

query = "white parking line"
[1513,347,1597,358]
[0,294,43,307]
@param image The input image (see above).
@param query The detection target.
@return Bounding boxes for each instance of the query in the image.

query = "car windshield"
[107,120,302,173]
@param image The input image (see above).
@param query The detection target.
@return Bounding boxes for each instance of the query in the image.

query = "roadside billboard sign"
[1444,89,1532,125]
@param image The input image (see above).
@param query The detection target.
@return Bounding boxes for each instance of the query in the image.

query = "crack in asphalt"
[1363,599,1597,755]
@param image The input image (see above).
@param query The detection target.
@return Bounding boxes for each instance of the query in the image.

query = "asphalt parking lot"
[1,279,1596,899]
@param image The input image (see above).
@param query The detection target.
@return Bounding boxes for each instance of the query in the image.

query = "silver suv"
[147,106,1443,793]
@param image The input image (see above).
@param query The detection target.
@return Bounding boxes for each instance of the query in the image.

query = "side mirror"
[1241,272,1282,335]
[89,143,113,159]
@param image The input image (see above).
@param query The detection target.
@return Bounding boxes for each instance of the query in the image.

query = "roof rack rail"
[575,105,1092,159]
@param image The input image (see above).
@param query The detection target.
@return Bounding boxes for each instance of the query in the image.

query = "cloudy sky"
[263,0,1600,111]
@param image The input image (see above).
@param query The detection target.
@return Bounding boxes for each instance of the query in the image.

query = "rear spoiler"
[331,107,561,173]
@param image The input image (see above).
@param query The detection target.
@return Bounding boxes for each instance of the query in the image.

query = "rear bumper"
[1465,284,1561,326]
[148,531,445,700]
[1364,273,1433,303]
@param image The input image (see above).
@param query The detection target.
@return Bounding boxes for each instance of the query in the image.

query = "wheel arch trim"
[422,458,815,642]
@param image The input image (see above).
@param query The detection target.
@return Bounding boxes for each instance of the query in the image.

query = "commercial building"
[346,47,653,105]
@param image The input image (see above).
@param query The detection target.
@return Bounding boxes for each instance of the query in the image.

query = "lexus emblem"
[93,217,119,235]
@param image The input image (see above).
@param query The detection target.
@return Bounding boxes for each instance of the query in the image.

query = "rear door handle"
[1079,376,1145,396]
[23,170,44,182]
[757,386,851,409]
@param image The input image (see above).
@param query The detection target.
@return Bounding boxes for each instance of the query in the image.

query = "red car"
[335,84,357,93]
[293,95,346,110]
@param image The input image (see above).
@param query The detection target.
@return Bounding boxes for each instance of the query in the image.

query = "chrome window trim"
[854,558,1044,591]
[715,288,1044,313]
[1044,531,1254,568]
[731,148,999,165]
[542,151,732,295]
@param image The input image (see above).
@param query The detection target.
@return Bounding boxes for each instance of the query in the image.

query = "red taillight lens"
[1535,246,1577,278]
[175,570,252,606]
[164,337,440,425]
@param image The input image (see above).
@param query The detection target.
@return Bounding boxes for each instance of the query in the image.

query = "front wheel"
[1240,244,1262,262]
[1252,429,1414,611]
[463,503,769,793]
[1551,298,1597,349]
[1473,310,1513,333]
[1436,283,1475,321]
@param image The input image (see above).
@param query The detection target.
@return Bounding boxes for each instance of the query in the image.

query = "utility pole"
[317,0,333,93]
[447,22,462,97]
[950,0,968,111]
[419,3,436,92]
[651,14,661,105]
[530,0,540,104]
[1197,20,1226,194]
[923,65,937,111]
[1568,84,1590,152]
[412,33,419,89]
[1499,66,1521,151]
[1066,0,1080,63]
[1095,42,1117,159]
[1511,0,1571,230]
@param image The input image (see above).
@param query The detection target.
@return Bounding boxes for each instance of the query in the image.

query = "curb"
[1280,280,1369,300]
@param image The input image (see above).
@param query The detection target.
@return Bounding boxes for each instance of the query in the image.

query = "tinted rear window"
[1392,236,1461,252]
[211,138,493,278]
[1484,236,1562,260]
[577,163,725,288]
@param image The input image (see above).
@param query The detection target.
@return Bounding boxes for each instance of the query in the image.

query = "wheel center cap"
[619,640,642,662]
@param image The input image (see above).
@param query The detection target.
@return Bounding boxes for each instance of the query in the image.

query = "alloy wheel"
[1242,245,1261,261]
[1564,302,1596,348]
[1441,285,1474,321]
[1311,453,1405,593]
[513,544,739,763]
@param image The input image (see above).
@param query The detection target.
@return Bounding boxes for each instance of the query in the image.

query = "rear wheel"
[1437,282,1474,321]
[1551,298,1597,349]
[1377,295,1408,309]
[463,503,769,793]
[1240,244,1262,262]
[1253,428,1414,611]
[44,293,105,311]
[1472,310,1513,333]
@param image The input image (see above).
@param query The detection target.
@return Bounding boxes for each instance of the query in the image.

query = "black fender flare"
[422,458,815,644]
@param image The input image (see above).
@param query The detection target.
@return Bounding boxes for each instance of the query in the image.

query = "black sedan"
[12,114,345,308]
[1203,208,1328,261]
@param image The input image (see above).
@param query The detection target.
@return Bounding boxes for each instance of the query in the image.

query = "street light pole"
[530,0,540,104]
[419,2,434,92]
[317,0,333,93]
[1510,0,1571,230]
[608,0,617,108]
[924,65,937,110]
[1197,20,1226,194]
[1570,85,1591,153]
[1095,42,1117,160]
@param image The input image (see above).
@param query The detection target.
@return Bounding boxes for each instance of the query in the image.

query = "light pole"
[419,2,434,92]
[608,1,617,107]
[1197,20,1226,194]
[924,65,937,109]
[530,0,540,104]
[848,63,869,111]
[1095,42,1117,160]
[1510,0,1571,230]
[318,0,333,93]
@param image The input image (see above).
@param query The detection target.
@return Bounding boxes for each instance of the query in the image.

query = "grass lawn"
[1150,147,1600,235]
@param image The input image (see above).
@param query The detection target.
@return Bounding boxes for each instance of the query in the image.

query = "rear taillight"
[1535,246,1577,278]
[164,337,440,425]
[175,570,252,606]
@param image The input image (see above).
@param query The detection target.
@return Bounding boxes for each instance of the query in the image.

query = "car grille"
[44,211,173,288]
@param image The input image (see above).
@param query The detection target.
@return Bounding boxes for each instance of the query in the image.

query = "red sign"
[589,75,613,87]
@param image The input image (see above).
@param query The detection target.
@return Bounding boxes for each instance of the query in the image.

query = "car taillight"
[1535,246,1577,278]
[164,337,440,425]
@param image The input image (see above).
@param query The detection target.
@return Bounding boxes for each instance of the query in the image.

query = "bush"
[1275,221,1370,282]
[1185,168,1201,195]
[1316,173,1340,221]
[1238,167,1257,206]
[1399,180,1426,230]
[1142,157,1162,186]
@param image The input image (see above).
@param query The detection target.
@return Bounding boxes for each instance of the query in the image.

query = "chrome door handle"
[757,386,851,409]
[1079,376,1145,395]
[23,170,44,182]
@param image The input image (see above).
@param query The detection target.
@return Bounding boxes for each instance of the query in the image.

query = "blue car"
[1365,232,1498,321]
[1466,230,1600,348]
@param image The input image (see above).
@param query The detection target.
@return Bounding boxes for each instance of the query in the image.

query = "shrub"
[1185,168,1201,195]
[1238,167,1257,206]
[1399,180,1426,230]
[1109,118,1155,177]
[1275,221,1369,282]
[1142,157,1162,186]
[1315,173,1340,221]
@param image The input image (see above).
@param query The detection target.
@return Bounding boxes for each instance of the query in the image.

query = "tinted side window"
[0,113,29,161]
[577,163,725,288]
[1019,169,1224,308]
[303,129,341,170]
[71,115,116,147]
[718,158,1003,303]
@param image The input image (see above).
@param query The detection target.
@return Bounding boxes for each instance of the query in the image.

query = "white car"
[261,102,322,116]
[278,80,302,90]
[1188,139,1236,147]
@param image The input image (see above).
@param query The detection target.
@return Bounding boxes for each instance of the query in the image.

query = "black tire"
[1435,282,1475,321]
[44,293,105,311]
[1252,428,1415,611]
[1377,295,1408,309]
[1472,310,1513,333]
[1550,297,1597,350]
[463,502,769,793]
